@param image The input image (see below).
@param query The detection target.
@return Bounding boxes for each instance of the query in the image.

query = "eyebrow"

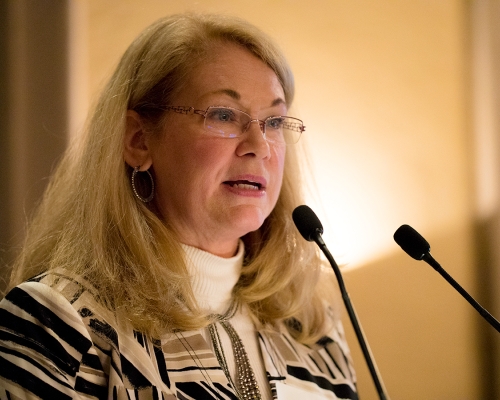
[210,88,286,108]
[270,97,286,107]
[213,88,240,100]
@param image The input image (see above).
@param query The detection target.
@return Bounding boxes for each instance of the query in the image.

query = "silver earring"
[131,166,154,203]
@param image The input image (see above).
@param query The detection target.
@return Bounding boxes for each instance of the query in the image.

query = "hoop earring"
[131,166,154,203]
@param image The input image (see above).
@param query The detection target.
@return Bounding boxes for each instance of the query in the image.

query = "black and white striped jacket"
[0,269,358,399]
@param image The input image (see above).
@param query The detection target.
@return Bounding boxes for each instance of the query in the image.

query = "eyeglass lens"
[203,107,302,144]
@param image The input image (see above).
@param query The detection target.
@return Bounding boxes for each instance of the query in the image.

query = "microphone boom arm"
[423,253,500,332]
[312,230,390,400]
[394,223,500,333]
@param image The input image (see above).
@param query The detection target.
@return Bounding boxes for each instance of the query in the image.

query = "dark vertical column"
[0,0,69,293]
[0,0,12,291]
[469,0,500,397]
[491,1,500,396]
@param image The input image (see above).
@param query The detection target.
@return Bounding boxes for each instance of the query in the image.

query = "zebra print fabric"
[0,270,358,399]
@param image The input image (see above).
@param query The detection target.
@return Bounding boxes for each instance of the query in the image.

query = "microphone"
[394,224,500,332]
[393,224,429,260]
[293,205,390,400]
[292,204,324,242]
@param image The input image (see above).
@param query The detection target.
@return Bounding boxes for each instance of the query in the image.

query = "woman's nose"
[236,120,271,158]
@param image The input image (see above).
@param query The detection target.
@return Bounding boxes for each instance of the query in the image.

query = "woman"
[0,13,357,400]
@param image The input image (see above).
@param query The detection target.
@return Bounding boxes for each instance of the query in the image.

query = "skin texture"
[124,43,287,257]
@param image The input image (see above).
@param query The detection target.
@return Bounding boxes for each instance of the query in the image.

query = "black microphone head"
[394,224,430,260]
[292,205,324,242]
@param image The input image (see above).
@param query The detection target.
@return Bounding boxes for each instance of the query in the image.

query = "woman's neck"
[182,241,244,314]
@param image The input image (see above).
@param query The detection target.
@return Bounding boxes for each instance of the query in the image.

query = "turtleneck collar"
[182,240,244,314]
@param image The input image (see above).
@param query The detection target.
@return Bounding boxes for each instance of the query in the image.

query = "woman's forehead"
[172,44,285,109]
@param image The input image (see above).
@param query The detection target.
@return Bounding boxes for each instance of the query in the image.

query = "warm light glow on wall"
[289,0,470,268]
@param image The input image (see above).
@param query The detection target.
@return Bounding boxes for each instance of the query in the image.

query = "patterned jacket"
[0,270,358,399]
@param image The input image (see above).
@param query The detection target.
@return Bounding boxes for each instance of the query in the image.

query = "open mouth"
[224,180,263,190]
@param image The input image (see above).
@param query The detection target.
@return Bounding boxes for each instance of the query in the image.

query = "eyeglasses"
[162,105,305,145]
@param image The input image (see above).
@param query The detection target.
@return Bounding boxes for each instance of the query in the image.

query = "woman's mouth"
[224,180,263,190]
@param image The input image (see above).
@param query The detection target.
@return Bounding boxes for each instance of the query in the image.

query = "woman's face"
[148,43,287,257]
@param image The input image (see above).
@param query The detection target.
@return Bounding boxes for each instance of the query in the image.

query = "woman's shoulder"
[0,268,123,352]
[4,269,94,315]
[0,269,157,398]
[0,270,107,398]
[22,267,98,301]
[1,269,100,348]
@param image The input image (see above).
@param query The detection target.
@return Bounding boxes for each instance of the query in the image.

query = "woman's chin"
[226,206,268,236]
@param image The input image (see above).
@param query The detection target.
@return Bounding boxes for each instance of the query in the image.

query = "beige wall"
[2,0,498,398]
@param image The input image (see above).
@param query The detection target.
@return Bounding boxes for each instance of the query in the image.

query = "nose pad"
[237,119,271,158]
[243,119,266,139]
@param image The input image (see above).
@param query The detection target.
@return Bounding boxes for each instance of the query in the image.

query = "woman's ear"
[123,110,153,171]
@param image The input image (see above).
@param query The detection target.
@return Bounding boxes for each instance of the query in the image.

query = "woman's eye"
[267,117,284,129]
[207,108,234,122]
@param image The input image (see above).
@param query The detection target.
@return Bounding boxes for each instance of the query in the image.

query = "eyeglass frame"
[157,105,305,145]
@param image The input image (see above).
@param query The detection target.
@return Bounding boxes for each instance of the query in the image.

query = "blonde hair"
[8,13,337,343]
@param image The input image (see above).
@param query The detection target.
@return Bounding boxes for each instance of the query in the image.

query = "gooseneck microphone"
[394,224,500,333]
[293,205,390,400]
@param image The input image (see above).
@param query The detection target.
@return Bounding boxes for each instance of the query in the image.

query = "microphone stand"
[312,230,390,400]
[423,253,500,332]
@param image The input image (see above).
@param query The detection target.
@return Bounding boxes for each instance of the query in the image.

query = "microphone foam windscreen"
[292,205,324,242]
[394,224,430,260]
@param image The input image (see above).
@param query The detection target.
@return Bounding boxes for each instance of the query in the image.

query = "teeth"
[232,183,260,190]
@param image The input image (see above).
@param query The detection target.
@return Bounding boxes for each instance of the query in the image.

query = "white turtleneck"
[182,242,272,400]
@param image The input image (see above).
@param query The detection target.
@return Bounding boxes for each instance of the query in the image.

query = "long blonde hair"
[8,13,336,343]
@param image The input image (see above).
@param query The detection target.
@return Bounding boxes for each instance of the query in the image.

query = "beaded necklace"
[208,301,262,400]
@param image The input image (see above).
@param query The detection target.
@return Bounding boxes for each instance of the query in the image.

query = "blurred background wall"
[1,0,499,398]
